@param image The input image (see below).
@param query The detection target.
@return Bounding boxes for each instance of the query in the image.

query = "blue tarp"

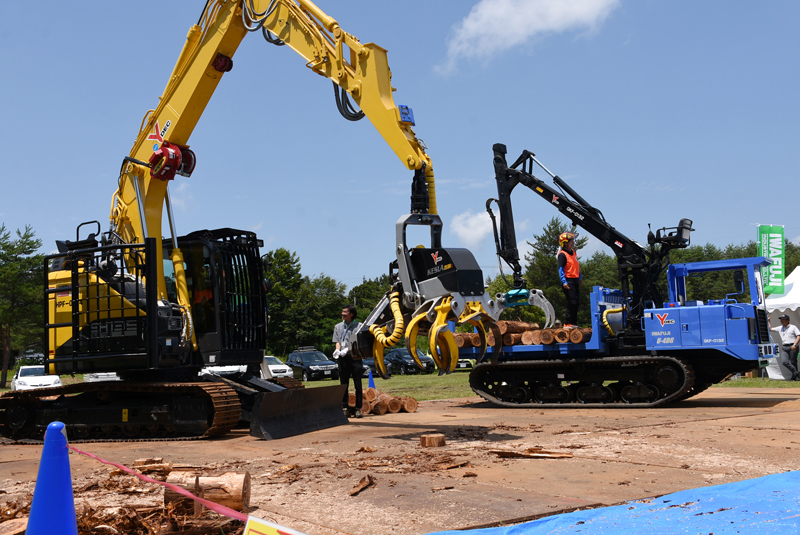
[428,471,800,534]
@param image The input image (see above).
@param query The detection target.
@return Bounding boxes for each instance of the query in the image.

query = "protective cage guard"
[44,238,165,375]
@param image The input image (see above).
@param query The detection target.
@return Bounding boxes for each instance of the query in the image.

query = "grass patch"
[302,369,475,401]
[304,369,799,400]
[712,377,798,388]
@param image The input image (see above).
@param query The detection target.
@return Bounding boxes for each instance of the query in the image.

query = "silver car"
[262,356,293,379]
[11,365,62,391]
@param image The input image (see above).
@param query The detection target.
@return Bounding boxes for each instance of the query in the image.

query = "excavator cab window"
[178,243,219,340]
[162,257,178,304]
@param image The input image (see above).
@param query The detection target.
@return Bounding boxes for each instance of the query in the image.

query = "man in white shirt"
[332,305,364,417]
[772,314,800,381]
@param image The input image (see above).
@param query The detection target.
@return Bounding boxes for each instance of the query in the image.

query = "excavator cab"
[168,228,268,369]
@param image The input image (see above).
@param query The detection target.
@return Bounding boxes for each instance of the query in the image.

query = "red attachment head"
[149,142,196,180]
[149,141,181,180]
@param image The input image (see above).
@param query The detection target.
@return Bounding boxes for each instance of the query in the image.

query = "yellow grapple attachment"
[369,291,405,380]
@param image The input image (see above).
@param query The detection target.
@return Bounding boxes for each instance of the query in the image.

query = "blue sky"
[1,1,798,290]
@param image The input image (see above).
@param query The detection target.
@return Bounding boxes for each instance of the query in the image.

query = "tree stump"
[569,328,593,344]
[540,329,555,345]
[420,433,446,447]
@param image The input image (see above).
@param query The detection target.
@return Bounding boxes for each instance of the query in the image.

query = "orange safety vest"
[558,249,580,279]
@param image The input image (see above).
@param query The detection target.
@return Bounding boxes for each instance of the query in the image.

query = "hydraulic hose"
[369,291,404,346]
[602,306,624,336]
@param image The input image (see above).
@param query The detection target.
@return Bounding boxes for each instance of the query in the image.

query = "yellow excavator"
[0,0,502,441]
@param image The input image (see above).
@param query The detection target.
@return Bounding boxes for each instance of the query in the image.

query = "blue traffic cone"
[368,370,376,388]
[27,422,78,535]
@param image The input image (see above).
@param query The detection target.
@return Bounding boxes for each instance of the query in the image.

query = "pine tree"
[0,225,44,388]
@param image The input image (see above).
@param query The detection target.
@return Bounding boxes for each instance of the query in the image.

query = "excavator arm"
[109,0,496,374]
[489,143,694,337]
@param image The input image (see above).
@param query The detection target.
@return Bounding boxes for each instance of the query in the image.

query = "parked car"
[83,372,122,382]
[262,355,293,379]
[363,356,394,376]
[456,357,476,370]
[10,365,62,391]
[199,365,247,377]
[286,347,339,382]
[383,348,436,375]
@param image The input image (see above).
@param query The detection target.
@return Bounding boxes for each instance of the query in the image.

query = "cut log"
[398,396,418,413]
[540,329,555,345]
[370,400,388,415]
[453,333,472,348]
[364,387,379,402]
[164,472,200,513]
[361,400,372,415]
[569,328,593,344]
[521,330,541,345]
[164,472,250,512]
[553,329,570,344]
[134,457,164,466]
[486,331,496,346]
[497,320,540,334]
[420,433,446,447]
[348,392,356,407]
[378,394,402,413]
[503,333,524,346]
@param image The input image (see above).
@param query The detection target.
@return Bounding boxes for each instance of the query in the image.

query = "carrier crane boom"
[488,143,694,345]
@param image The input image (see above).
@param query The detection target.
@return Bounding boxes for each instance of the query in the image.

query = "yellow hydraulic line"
[603,306,624,336]
[369,292,404,346]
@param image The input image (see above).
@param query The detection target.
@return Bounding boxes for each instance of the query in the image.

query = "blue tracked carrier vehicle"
[469,144,777,407]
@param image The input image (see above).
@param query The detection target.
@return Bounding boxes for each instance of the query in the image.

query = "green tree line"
[2,222,798,381]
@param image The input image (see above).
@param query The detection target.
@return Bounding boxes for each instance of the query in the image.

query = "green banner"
[757,225,784,295]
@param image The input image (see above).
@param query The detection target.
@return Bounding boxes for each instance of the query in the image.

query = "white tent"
[765,267,800,379]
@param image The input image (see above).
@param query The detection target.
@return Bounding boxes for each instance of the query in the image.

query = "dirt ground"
[2,387,800,535]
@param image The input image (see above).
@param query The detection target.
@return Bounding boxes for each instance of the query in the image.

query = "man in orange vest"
[557,232,582,327]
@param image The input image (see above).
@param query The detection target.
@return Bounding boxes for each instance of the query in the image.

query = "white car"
[199,365,247,376]
[83,372,122,383]
[262,356,293,379]
[10,365,62,391]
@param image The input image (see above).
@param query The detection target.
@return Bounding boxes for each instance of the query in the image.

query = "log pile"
[455,320,592,348]
[348,387,418,416]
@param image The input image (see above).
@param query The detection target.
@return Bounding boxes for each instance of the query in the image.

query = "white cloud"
[438,0,620,74]
[450,209,493,249]
[169,182,192,210]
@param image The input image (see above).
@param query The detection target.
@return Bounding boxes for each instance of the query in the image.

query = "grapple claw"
[457,302,503,365]
[529,289,556,329]
[466,319,488,363]
[430,323,457,375]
